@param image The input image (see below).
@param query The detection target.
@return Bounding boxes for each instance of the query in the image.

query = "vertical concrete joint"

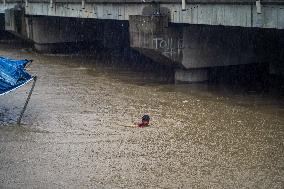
[182,0,186,11]
[82,0,85,9]
[50,0,53,8]
[256,0,262,14]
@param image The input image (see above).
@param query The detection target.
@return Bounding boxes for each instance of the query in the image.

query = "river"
[0,42,283,188]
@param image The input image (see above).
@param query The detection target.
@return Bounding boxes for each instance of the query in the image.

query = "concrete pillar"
[26,17,78,44]
[129,15,182,65]
[24,16,129,53]
[5,8,28,39]
[181,25,257,69]
[25,16,101,52]
[175,69,208,83]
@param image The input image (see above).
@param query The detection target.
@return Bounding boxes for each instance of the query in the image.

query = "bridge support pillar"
[181,25,257,69]
[129,15,182,66]
[24,16,103,53]
[26,17,79,52]
[25,16,128,53]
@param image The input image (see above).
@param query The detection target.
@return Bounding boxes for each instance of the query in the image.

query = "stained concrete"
[20,1,284,29]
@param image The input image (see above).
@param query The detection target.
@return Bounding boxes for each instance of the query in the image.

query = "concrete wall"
[182,25,257,69]
[5,8,29,38]
[129,15,183,65]
[0,1,18,14]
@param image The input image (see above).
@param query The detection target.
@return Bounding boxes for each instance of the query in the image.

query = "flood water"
[0,42,283,188]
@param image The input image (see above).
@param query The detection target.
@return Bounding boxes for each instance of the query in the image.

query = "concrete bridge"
[1,0,284,82]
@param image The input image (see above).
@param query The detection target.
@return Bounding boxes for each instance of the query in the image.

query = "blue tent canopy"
[0,56,33,96]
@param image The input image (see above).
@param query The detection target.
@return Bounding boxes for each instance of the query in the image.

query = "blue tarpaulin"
[0,56,33,96]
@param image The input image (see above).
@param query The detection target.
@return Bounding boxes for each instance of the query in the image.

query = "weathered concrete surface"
[5,0,284,4]
[19,1,284,29]
[2,0,284,29]
[130,15,284,73]
[129,15,182,65]
[5,8,29,39]
[27,17,96,44]
[0,2,17,14]
[181,25,258,69]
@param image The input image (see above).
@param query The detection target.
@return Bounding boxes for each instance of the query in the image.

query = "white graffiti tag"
[153,37,183,56]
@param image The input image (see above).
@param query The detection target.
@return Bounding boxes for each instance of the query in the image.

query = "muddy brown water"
[0,43,283,188]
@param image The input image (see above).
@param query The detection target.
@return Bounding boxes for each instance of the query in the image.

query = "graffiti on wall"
[153,37,183,57]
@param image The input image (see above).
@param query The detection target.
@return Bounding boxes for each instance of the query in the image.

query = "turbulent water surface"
[0,43,283,188]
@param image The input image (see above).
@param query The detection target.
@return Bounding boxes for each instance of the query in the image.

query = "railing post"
[25,0,28,7]
[50,0,53,8]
